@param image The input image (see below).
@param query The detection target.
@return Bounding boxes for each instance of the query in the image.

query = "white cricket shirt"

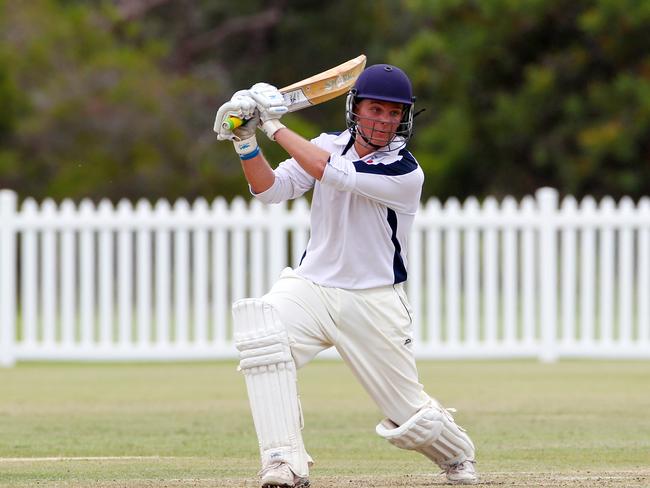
[254,130,424,289]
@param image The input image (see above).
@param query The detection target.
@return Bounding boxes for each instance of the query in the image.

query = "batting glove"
[213,91,261,159]
[249,82,288,140]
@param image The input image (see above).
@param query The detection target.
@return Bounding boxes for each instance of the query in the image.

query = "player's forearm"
[240,152,275,194]
[274,128,329,180]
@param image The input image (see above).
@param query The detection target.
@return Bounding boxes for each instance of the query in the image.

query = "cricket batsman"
[214,63,478,487]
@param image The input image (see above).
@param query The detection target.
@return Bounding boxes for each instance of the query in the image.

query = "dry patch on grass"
[313,470,650,487]
[3,470,649,488]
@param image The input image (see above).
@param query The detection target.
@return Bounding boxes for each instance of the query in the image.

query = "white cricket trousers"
[262,268,431,425]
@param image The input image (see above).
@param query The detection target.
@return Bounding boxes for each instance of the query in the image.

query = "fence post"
[267,201,287,286]
[537,187,559,362]
[0,190,17,367]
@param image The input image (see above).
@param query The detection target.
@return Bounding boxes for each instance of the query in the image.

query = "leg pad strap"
[237,329,292,369]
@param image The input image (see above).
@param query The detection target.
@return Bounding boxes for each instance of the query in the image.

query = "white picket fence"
[1,187,649,366]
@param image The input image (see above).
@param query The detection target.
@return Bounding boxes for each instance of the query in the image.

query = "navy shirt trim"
[386,208,407,284]
[352,148,418,176]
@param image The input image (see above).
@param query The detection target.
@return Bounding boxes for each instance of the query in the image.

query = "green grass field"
[1,360,649,487]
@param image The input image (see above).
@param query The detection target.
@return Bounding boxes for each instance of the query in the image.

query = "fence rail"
[1,187,649,366]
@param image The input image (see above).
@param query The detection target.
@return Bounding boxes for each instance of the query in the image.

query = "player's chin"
[369,135,394,147]
[359,130,394,147]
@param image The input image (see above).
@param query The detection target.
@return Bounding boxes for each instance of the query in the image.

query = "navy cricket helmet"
[345,64,416,150]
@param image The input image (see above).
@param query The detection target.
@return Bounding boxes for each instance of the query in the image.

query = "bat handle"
[222,116,244,131]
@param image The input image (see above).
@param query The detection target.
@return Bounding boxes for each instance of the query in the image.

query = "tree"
[397,0,650,200]
[0,0,412,201]
[0,0,241,201]
[7,1,649,202]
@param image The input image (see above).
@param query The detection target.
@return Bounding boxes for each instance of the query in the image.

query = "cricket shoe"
[260,462,310,488]
[442,460,478,485]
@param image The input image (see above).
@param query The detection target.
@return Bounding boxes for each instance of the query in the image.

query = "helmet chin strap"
[358,131,385,151]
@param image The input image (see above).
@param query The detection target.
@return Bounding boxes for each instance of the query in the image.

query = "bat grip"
[223,116,244,131]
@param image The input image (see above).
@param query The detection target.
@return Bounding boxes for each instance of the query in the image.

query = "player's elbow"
[312,158,328,180]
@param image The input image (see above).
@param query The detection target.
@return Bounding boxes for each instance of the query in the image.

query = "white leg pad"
[376,403,475,469]
[233,298,311,478]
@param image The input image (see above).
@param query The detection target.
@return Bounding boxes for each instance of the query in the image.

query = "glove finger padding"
[231,90,257,114]
[247,83,288,141]
[213,92,258,141]
[249,83,289,119]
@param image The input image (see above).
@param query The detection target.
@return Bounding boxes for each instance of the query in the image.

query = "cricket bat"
[223,54,367,130]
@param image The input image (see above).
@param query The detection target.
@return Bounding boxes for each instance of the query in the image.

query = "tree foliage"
[1,0,242,201]
[0,0,649,202]
[398,0,650,200]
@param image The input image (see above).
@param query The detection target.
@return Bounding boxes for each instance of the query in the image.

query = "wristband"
[239,146,260,160]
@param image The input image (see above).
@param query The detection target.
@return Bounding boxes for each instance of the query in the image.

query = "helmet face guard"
[345,64,416,152]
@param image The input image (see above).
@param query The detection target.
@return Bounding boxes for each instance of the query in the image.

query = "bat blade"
[280,54,367,112]
[223,54,366,130]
